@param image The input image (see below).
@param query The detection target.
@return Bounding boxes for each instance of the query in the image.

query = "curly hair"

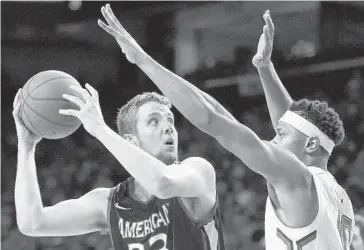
[116,92,171,136]
[289,98,345,146]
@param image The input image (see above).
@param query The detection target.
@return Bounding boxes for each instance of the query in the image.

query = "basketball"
[19,70,83,139]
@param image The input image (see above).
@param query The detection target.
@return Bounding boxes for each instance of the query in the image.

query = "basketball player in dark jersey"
[13,43,224,250]
[103,93,225,250]
[14,89,225,250]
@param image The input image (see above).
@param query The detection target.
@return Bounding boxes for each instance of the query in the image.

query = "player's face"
[135,101,178,165]
[271,121,309,160]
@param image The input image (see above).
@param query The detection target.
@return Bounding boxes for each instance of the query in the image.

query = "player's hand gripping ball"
[59,83,105,138]
[18,70,83,139]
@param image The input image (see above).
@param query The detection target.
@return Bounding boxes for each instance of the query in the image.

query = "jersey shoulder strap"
[104,179,131,235]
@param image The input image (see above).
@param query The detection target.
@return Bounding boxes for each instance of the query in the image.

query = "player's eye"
[149,118,158,126]
[277,130,285,138]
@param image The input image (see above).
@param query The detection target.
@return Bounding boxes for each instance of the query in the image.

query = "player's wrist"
[93,122,108,140]
[255,60,273,69]
[135,51,152,68]
[18,140,37,154]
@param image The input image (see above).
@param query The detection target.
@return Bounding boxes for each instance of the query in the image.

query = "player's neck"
[303,155,328,171]
[131,179,154,203]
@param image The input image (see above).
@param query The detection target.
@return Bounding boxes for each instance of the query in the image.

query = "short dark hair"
[116,92,172,136]
[289,98,345,146]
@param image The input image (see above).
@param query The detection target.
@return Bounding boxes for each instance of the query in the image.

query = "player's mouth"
[164,138,175,147]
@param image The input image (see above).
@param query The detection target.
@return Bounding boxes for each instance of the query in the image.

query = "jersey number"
[276,212,353,250]
[337,211,352,250]
[277,228,317,250]
[128,233,168,250]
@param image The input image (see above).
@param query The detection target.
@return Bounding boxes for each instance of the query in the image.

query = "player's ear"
[305,137,320,153]
[124,134,139,147]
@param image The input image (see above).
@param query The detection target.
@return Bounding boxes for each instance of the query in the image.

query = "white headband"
[279,110,335,154]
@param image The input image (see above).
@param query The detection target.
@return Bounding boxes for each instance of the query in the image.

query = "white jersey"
[265,167,355,250]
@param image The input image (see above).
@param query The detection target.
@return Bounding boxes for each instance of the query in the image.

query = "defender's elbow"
[193,110,219,134]
[188,108,213,128]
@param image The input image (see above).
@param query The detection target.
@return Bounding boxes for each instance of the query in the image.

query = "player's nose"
[163,120,174,135]
[164,125,173,135]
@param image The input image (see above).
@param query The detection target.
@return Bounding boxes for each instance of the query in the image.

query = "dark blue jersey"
[107,178,225,250]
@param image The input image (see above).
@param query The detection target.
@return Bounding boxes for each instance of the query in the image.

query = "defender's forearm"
[137,55,215,127]
[257,62,293,129]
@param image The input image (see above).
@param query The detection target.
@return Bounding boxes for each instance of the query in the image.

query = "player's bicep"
[160,157,216,199]
[30,188,111,237]
[206,113,310,185]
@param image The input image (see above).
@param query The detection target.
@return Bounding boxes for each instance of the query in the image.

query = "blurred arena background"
[1,1,364,250]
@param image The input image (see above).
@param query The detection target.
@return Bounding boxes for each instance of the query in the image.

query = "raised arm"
[252,11,293,130]
[13,90,109,237]
[137,55,238,126]
[97,4,237,131]
[96,5,318,227]
[96,4,310,186]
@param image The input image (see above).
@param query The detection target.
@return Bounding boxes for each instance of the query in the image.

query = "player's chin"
[158,151,178,165]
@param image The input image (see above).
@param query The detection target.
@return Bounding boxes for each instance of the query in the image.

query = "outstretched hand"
[59,83,105,137]
[252,10,275,68]
[98,3,148,65]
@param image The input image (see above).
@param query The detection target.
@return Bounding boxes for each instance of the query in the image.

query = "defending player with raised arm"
[99,4,355,249]
[14,74,224,248]
[251,10,293,130]
[252,11,355,250]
